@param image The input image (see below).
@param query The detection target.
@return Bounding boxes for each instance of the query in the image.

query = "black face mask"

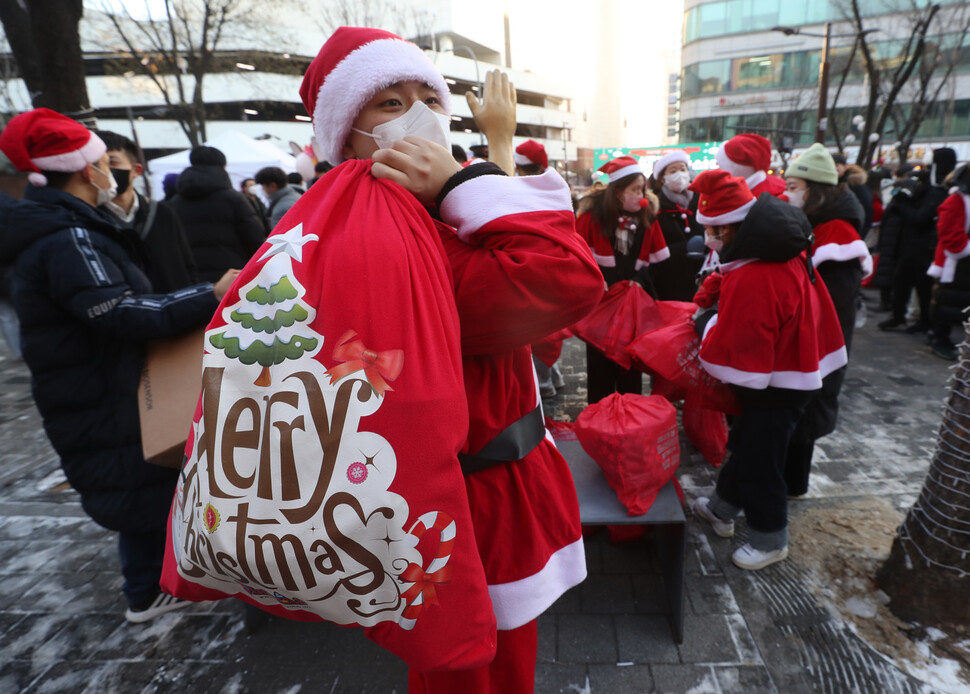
[110,167,131,195]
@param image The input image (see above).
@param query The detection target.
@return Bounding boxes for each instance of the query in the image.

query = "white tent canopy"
[145,130,297,200]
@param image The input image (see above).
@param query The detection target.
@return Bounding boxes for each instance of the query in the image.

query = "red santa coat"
[576,211,669,271]
[928,192,970,282]
[812,219,874,278]
[699,255,847,391]
[437,169,604,629]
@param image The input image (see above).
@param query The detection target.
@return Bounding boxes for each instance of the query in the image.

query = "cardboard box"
[138,329,205,468]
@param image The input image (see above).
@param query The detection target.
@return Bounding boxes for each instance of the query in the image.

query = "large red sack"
[161,160,496,672]
[574,393,680,515]
[531,328,573,367]
[682,391,728,467]
[571,280,663,369]
[627,317,740,415]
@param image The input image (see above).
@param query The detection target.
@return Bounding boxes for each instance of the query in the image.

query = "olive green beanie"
[788,143,839,185]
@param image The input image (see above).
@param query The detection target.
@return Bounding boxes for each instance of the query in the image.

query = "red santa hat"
[514,139,548,169]
[689,169,756,225]
[299,27,452,165]
[715,133,772,178]
[0,108,106,187]
[597,156,644,183]
[652,150,691,179]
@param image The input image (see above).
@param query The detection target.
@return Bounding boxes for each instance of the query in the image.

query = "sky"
[87,0,686,147]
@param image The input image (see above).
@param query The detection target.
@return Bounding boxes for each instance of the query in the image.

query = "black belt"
[458,405,545,475]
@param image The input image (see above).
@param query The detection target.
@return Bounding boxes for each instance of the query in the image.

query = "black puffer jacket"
[0,186,219,532]
[168,165,266,282]
[649,188,705,301]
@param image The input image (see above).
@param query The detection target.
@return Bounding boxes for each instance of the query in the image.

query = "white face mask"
[704,235,724,253]
[352,101,452,151]
[787,188,806,209]
[91,165,118,206]
[665,170,691,194]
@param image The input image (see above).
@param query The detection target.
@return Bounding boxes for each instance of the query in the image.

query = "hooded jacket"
[168,165,266,282]
[0,185,219,532]
[699,194,847,392]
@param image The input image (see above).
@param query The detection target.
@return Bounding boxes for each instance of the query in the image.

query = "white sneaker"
[691,497,735,538]
[125,591,191,623]
[732,543,788,570]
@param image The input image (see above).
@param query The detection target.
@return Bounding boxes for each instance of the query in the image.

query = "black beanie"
[932,148,957,186]
[189,145,227,167]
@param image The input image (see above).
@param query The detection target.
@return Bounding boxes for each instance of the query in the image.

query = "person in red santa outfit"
[299,27,604,693]
[513,139,548,177]
[716,133,787,199]
[688,169,846,570]
[648,150,706,301]
[927,163,970,361]
[577,156,668,404]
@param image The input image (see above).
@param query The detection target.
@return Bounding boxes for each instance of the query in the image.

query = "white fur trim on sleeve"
[927,263,943,279]
[650,246,671,264]
[312,38,452,165]
[812,239,873,277]
[439,168,573,241]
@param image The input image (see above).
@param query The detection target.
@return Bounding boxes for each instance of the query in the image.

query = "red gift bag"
[682,391,728,467]
[571,281,663,369]
[161,160,496,672]
[531,327,573,367]
[627,318,740,415]
[574,393,680,515]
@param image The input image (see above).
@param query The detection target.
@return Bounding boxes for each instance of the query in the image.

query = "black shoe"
[904,323,930,334]
[878,317,905,331]
[930,343,958,361]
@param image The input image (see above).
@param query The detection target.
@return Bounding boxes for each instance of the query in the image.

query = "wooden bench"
[556,438,686,643]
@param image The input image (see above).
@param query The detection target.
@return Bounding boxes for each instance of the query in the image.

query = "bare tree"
[878,320,970,626]
[0,0,92,121]
[888,4,970,164]
[310,0,399,38]
[843,0,941,168]
[97,0,249,147]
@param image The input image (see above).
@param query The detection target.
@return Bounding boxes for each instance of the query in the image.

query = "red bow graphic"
[325,330,404,397]
[400,562,453,617]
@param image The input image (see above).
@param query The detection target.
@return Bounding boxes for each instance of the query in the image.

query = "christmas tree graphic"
[208,223,320,386]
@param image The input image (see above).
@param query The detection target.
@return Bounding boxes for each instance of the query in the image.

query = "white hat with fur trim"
[652,150,691,179]
[299,27,452,165]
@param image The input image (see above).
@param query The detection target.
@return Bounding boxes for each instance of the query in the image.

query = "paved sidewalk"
[0,290,962,693]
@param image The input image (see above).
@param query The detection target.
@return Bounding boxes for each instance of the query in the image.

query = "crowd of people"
[0,23,968,694]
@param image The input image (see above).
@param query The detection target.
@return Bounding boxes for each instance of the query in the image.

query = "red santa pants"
[407,619,538,694]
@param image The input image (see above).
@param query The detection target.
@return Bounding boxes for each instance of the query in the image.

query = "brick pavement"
[0,289,963,693]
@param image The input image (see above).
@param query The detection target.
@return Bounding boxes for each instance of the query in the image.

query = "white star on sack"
[259,222,319,263]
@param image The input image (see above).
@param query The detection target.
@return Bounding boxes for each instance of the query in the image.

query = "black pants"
[585,343,642,405]
[891,254,932,325]
[715,388,814,536]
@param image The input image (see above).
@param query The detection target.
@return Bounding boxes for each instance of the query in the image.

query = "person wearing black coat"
[98,131,198,292]
[0,110,238,623]
[168,146,267,282]
[648,151,705,301]
[878,149,955,333]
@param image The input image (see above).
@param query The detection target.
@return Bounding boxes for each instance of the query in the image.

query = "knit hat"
[190,145,227,167]
[299,27,452,165]
[932,147,957,187]
[689,169,756,225]
[788,143,839,185]
[598,156,643,183]
[514,139,548,169]
[715,133,772,178]
[652,150,690,179]
[0,107,106,187]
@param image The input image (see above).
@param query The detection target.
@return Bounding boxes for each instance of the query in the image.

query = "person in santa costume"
[577,156,668,404]
[783,143,872,496]
[648,150,706,301]
[0,109,238,622]
[513,139,548,177]
[716,133,787,199]
[927,163,970,361]
[688,169,847,570]
[299,27,603,692]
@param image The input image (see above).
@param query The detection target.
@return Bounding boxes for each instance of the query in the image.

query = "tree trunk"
[878,321,970,626]
[0,0,44,100]
[29,0,91,119]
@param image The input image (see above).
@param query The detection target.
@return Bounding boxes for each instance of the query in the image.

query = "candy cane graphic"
[398,511,456,630]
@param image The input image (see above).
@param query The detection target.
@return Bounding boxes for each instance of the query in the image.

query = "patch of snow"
[684,670,720,694]
[845,596,878,619]
[925,627,948,641]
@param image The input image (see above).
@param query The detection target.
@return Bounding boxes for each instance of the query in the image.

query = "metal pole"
[815,22,831,143]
